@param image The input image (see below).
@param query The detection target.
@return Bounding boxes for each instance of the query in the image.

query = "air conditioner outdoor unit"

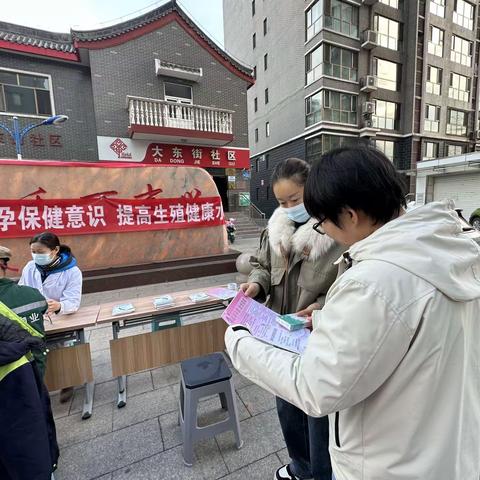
[361,30,377,50]
[360,75,378,92]
[362,101,375,115]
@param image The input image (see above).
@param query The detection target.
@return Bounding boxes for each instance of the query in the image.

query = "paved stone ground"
[51,237,293,479]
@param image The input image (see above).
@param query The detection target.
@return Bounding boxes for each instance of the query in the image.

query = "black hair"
[271,157,310,187]
[30,232,72,255]
[304,145,406,226]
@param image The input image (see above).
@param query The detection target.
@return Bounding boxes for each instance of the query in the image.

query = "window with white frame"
[305,90,357,126]
[0,69,53,117]
[428,25,444,57]
[453,0,474,30]
[450,35,473,67]
[306,1,322,41]
[372,100,398,130]
[306,44,358,84]
[447,109,467,136]
[374,15,400,51]
[374,58,400,91]
[430,0,445,17]
[375,139,395,161]
[449,72,470,103]
[446,144,465,156]
[426,66,442,95]
[306,0,359,41]
[424,104,440,132]
[164,82,192,104]
[423,142,439,160]
[379,0,399,7]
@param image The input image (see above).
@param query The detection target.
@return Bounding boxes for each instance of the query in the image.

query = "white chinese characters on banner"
[0,198,225,238]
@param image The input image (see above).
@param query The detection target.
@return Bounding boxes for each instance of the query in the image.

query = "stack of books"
[189,292,211,303]
[112,303,136,316]
[153,295,175,309]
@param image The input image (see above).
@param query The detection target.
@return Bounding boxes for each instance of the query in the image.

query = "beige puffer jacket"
[248,207,344,314]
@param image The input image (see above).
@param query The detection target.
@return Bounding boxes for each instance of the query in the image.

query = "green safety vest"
[0,301,43,383]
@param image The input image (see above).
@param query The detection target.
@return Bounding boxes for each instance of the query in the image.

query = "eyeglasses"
[312,216,327,235]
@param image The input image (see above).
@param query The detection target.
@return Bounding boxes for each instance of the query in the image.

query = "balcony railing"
[127,96,234,135]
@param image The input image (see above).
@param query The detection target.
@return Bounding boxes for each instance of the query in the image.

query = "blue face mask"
[32,252,54,266]
[283,203,310,223]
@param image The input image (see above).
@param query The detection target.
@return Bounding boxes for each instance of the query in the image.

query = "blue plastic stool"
[178,352,243,466]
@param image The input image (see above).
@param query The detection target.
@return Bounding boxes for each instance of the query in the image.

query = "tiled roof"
[0,1,253,78]
[72,2,252,76]
[0,22,75,53]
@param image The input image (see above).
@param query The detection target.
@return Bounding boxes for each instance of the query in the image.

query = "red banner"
[142,143,250,169]
[0,196,224,239]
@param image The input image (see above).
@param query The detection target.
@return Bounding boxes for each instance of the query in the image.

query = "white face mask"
[32,252,54,266]
[282,203,311,223]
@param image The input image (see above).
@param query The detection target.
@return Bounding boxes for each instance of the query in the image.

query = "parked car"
[469,208,480,231]
[456,209,480,245]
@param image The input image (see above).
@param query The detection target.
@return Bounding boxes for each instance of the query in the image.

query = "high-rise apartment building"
[224,0,480,216]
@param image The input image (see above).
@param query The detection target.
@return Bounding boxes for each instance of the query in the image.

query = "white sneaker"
[274,464,308,480]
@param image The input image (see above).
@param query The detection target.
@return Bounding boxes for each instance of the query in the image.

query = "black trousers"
[0,361,58,480]
[276,396,332,480]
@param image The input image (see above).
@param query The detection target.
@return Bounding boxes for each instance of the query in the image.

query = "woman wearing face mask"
[19,232,82,317]
[19,232,82,403]
[239,158,344,480]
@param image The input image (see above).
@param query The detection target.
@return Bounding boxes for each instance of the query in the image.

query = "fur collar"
[267,207,334,261]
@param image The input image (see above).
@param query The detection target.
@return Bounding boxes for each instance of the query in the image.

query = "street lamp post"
[0,114,69,160]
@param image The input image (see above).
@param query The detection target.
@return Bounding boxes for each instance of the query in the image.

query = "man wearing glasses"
[225,146,480,480]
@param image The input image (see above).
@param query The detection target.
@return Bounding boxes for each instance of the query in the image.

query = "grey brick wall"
[0,51,98,161]
[250,137,306,217]
[88,21,249,148]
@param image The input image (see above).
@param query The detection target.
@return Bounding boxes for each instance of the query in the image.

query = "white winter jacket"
[225,202,480,480]
[19,261,82,314]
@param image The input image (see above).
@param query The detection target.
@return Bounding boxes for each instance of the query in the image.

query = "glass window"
[264,53,268,70]
[379,0,399,7]
[253,66,257,79]
[252,33,256,49]
[263,18,268,35]
[372,100,398,130]
[265,121,270,137]
[374,58,399,91]
[447,109,468,136]
[0,69,53,117]
[306,0,359,41]
[451,35,472,67]
[255,128,259,142]
[447,144,465,156]
[306,135,355,162]
[453,0,474,30]
[254,97,258,112]
[426,66,442,95]
[307,44,358,84]
[252,0,255,16]
[430,0,445,17]
[375,139,395,161]
[324,0,359,38]
[424,104,440,132]
[449,73,470,103]
[423,142,439,160]
[374,15,400,51]
[306,90,357,126]
[164,83,192,103]
[428,26,444,57]
[265,88,269,104]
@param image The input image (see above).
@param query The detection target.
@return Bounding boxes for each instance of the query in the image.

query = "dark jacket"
[0,308,59,479]
[0,278,48,375]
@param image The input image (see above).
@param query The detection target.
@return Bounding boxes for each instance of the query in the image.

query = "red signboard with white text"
[98,136,250,169]
[0,194,224,239]
[142,143,250,168]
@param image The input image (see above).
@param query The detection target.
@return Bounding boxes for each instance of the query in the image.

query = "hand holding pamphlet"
[222,291,310,354]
